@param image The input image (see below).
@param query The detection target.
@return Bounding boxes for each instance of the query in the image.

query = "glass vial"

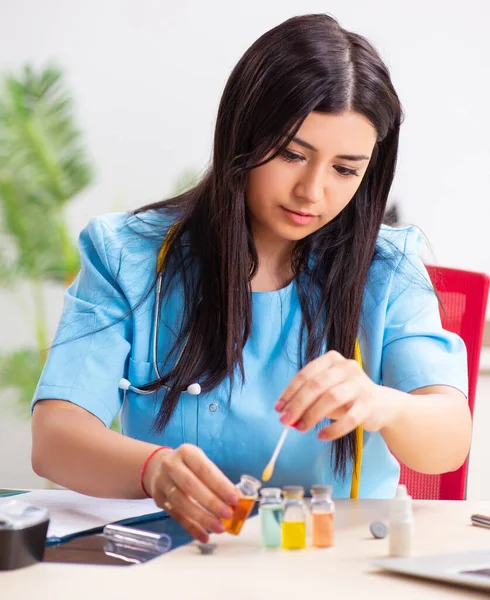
[259,487,284,548]
[310,484,335,548]
[222,474,261,535]
[281,486,308,550]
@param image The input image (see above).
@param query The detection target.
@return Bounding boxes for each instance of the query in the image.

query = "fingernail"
[274,399,285,412]
[199,533,210,544]
[294,420,307,432]
[228,493,239,506]
[211,520,226,534]
[279,410,292,424]
[221,506,233,519]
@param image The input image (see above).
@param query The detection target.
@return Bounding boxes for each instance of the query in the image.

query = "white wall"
[1,0,489,269]
[0,0,489,491]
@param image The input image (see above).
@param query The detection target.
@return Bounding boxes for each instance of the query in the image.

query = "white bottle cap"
[396,484,408,498]
[391,484,413,522]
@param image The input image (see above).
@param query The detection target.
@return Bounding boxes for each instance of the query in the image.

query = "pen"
[471,514,490,529]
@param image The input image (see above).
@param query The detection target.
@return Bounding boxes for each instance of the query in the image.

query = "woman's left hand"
[275,350,393,440]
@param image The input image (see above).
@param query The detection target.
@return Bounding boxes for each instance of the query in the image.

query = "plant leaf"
[0,63,92,282]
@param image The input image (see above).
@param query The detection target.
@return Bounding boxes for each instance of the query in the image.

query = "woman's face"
[246,111,378,244]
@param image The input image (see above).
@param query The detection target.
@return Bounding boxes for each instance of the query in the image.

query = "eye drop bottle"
[389,484,413,557]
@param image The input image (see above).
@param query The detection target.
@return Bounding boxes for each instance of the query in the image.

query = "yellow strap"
[350,339,363,499]
[156,223,180,272]
[158,227,364,498]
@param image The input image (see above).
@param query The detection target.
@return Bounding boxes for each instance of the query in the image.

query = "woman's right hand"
[142,444,239,543]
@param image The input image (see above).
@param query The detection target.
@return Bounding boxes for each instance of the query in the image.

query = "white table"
[2,499,490,599]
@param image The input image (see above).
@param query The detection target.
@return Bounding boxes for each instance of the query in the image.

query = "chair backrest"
[399,266,489,500]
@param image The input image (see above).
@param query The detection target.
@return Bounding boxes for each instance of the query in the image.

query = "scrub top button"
[209,403,218,412]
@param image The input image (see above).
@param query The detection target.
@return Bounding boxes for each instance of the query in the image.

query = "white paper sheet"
[0,489,161,539]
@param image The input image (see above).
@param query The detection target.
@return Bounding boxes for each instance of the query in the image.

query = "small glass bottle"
[259,487,284,548]
[281,486,308,550]
[310,484,335,548]
[222,474,261,535]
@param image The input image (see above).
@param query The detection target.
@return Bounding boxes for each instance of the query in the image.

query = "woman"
[31,14,471,544]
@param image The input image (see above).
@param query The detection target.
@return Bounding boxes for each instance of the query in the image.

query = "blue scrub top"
[32,212,468,498]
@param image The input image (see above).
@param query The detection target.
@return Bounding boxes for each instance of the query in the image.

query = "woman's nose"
[294,168,325,205]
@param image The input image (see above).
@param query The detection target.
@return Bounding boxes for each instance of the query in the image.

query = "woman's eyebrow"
[291,137,370,161]
[335,154,370,161]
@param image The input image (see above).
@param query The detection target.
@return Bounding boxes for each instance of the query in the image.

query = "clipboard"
[43,512,194,566]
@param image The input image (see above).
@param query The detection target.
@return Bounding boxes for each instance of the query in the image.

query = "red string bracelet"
[140,446,170,498]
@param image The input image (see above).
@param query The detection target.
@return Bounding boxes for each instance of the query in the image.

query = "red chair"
[399,266,489,500]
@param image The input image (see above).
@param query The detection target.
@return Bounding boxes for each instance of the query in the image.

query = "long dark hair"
[135,13,403,477]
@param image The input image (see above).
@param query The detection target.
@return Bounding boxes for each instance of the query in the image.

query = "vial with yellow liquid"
[281,486,308,550]
[222,474,261,535]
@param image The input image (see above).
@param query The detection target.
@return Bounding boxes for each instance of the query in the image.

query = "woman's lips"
[281,206,316,225]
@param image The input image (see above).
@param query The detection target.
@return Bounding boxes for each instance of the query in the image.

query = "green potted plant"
[0,63,94,417]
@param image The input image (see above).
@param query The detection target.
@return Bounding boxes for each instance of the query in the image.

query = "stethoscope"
[116,223,365,499]
[118,224,202,401]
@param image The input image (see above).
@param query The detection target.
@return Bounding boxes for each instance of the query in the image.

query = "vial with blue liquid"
[259,487,284,548]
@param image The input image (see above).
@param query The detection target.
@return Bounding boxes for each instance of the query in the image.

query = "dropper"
[262,428,289,481]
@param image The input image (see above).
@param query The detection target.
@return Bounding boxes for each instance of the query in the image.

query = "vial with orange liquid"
[222,474,261,535]
[281,486,308,550]
[310,484,334,548]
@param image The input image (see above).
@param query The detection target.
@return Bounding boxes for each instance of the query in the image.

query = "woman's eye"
[280,149,305,163]
[334,165,359,177]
